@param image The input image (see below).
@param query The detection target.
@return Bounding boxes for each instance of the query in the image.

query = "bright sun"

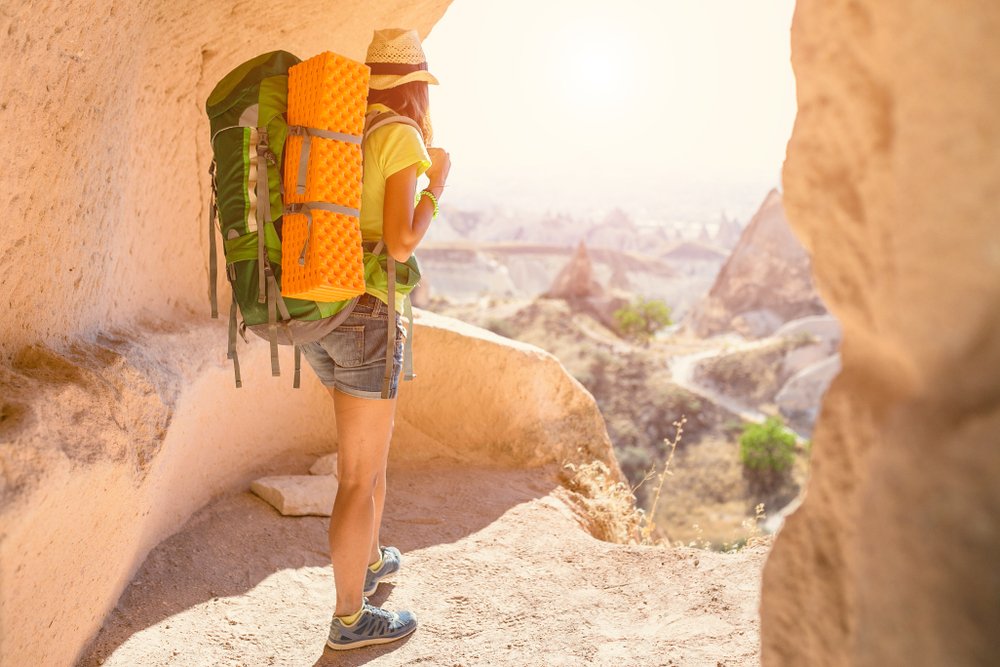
[551,26,632,108]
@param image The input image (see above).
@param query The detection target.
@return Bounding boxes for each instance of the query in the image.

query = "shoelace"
[363,602,398,628]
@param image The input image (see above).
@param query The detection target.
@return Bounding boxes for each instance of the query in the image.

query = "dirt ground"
[77,459,767,667]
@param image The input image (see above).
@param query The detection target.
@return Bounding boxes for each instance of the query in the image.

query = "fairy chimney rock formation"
[543,240,606,300]
[688,189,826,338]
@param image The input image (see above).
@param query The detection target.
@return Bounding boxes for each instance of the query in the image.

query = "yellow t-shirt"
[360,102,432,315]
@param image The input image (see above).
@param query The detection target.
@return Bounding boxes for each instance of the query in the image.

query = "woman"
[297,29,450,650]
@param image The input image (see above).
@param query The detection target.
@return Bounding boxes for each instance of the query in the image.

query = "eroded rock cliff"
[0,3,623,666]
[761,2,1000,665]
[0,1,444,358]
[689,189,826,338]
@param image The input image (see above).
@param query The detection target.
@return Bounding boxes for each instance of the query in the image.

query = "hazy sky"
[421,0,797,221]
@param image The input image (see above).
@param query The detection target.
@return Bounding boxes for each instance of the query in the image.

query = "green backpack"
[205,50,422,396]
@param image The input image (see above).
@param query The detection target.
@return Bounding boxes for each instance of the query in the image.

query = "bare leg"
[328,387,397,616]
[370,465,388,564]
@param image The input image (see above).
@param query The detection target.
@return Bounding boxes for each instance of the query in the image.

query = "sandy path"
[668,342,776,427]
[77,460,765,667]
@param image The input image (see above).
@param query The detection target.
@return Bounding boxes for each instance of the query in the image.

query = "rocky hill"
[687,190,826,338]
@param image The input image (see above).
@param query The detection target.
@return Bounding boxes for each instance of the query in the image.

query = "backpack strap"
[227,288,243,389]
[402,294,416,381]
[293,345,302,389]
[363,111,423,144]
[361,110,424,398]
[286,125,362,196]
[381,248,396,398]
[264,264,293,376]
[251,127,268,305]
[208,161,220,319]
[284,202,362,265]
[252,126,298,376]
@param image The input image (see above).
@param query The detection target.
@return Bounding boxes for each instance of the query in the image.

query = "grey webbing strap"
[287,126,362,196]
[381,252,396,399]
[284,202,362,265]
[266,267,293,324]
[293,345,301,389]
[254,130,271,304]
[403,294,415,381]
[296,133,311,196]
[322,294,361,330]
[263,262,293,378]
[208,162,219,319]
[363,113,423,143]
[228,293,242,389]
[265,265,280,377]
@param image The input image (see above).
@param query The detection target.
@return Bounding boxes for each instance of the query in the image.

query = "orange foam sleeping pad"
[282,51,370,302]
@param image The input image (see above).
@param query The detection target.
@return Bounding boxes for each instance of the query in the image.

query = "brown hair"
[367,81,433,145]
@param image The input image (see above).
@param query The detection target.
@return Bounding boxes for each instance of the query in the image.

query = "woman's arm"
[382,148,451,263]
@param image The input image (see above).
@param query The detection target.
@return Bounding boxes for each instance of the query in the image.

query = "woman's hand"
[426,147,451,188]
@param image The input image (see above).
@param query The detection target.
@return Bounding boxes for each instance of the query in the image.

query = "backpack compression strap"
[208,161,219,319]
[286,126,362,196]
[361,111,424,398]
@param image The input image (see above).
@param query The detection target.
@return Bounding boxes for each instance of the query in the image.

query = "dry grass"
[560,415,775,552]
[559,418,686,547]
[558,457,647,545]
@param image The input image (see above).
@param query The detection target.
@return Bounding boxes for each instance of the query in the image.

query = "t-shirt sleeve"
[374,123,432,180]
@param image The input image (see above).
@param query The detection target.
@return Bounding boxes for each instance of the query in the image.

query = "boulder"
[687,189,827,338]
[775,354,842,433]
[730,309,785,339]
[250,475,339,516]
[309,453,339,476]
[774,314,842,349]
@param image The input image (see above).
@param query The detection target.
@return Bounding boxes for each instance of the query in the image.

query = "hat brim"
[369,70,440,90]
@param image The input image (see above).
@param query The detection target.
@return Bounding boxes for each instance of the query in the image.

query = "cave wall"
[0,0,451,359]
[761,1,1000,665]
[0,3,476,665]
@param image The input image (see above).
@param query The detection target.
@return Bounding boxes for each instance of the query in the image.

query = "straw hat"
[365,28,440,90]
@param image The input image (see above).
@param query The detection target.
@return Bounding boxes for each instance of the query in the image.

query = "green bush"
[613,297,673,343]
[739,416,796,473]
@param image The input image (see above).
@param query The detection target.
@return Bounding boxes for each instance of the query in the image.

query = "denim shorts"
[298,293,405,399]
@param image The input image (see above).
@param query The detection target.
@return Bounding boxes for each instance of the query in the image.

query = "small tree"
[613,297,672,344]
[739,416,796,474]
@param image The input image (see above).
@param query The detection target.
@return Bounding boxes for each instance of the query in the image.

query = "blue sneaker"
[327,600,417,650]
[364,545,401,596]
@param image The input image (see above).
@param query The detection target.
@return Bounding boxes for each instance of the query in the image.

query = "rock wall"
[0,316,622,667]
[0,2,623,665]
[688,189,826,339]
[761,2,1000,665]
[0,0,448,359]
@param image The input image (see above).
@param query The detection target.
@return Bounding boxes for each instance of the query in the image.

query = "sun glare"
[424,0,797,217]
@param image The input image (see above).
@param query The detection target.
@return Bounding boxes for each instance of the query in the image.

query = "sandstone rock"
[250,475,339,516]
[761,3,1000,665]
[660,241,729,263]
[775,354,841,433]
[730,308,785,339]
[687,189,827,338]
[395,309,621,471]
[779,343,831,380]
[608,263,631,290]
[0,4,629,666]
[309,453,339,476]
[773,314,842,350]
[714,214,744,249]
[542,240,606,300]
[409,279,432,309]
[0,1,454,361]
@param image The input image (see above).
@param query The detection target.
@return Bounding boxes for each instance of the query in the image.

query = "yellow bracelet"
[415,188,440,219]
